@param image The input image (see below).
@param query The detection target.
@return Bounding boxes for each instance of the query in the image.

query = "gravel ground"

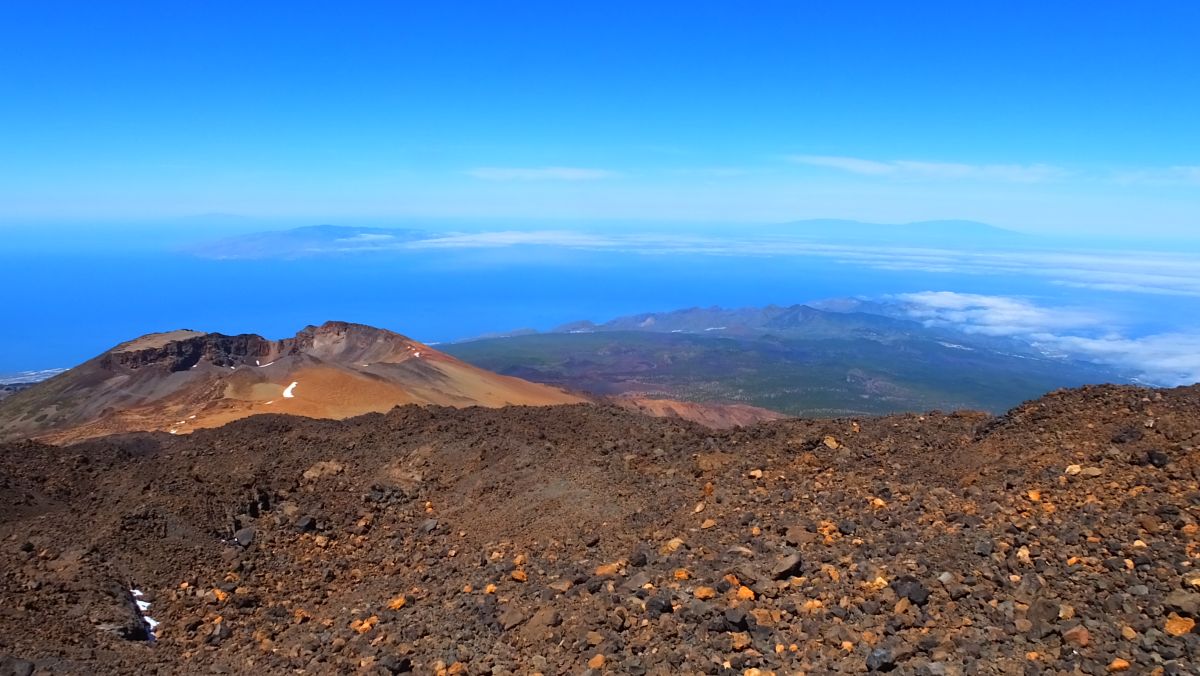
[1,384,1199,675]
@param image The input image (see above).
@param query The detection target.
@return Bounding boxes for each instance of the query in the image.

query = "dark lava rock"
[499,605,527,630]
[378,654,413,674]
[892,576,930,606]
[1112,427,1144,444]
[1163,591,1200,616]
[771,553,803,580]
[294,515,316,533]
[866,648,896,672]
[419,518,438,534]
[629,545,649,567]
[645,595,672,618]
[1026,598,1060,639]
[233,527,255,547]
[0,657,34,676]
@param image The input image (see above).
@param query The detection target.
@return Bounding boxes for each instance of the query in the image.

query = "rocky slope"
[612,396,787,428]
[0,322,584,444]
[1,384,1198,674]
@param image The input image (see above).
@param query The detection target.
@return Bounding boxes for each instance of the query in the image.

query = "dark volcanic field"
[2,385,1200,675]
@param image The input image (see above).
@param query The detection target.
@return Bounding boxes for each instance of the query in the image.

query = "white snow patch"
[131,589,160,634]
[188,415,196,419]
[413,352,421,358]
[282,382,298,398]
[255,360,260,366]
[704,326,727,331]
[168,429,178,435]
[258,359,277,368]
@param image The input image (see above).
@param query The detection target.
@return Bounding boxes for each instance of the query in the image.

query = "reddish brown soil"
[1,384,1199,675]
[613,396,786,428]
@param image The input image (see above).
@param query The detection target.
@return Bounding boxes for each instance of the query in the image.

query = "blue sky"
[1,1,1198,234]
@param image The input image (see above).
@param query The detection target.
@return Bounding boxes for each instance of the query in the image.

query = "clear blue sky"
[1,1,1198,234]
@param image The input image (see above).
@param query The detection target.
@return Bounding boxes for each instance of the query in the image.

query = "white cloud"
[893,291,1103,336]
[334,233,395,243]
[1046,332,1200,385]
[894,290,1200,385]
[788,155,1066,183]
[465,166,618,181]
[407,230,620,248]
[786,155,895,175]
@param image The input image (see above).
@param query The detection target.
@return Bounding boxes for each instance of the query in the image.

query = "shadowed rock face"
[101,322,418,372]
[102,333,273,372]
[0,383,1198,674]
[0,321,585,443]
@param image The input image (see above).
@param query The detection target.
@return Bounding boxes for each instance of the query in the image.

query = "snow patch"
[282,382,298,398]
[258,359,277,368]
[130,589,160,637]
[704,326,727,331]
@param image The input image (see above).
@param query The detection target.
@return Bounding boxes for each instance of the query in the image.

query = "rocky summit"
[2,384,1199,675]
[0,321,584,444]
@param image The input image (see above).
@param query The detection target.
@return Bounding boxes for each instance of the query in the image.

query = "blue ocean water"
[0,242,1190,374]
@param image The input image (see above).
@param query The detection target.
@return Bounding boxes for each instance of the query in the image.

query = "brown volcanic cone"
[0,321,583,443]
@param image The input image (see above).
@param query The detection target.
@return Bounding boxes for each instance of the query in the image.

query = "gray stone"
[233,527,255,547]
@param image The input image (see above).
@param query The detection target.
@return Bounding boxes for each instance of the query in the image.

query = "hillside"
[0,384,1197,674]
[444,304,1125,416]
[0,321,583,443]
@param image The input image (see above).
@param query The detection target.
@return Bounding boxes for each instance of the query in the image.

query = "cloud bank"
[789,155,1066,183]
[895,291,1200,386]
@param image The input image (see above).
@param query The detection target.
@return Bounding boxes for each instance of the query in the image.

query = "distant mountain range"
[185,225,430,259]
[443,302,1127,417]
[183,219,1033,260]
